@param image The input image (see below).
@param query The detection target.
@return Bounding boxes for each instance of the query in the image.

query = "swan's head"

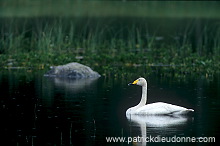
[128,77,147,86]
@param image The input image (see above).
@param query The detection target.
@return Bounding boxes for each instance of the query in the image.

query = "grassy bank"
[0,18,220,77]
[0,2,220,77]
[1,45,219,78]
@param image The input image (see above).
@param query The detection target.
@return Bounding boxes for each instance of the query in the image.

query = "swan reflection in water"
[126,114,192,146]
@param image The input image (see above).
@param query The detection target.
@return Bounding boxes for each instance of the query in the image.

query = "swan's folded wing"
[135,102,191,115]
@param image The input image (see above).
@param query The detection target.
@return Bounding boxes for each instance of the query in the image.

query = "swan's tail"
[177,108,194,115]
[187,109,194,112]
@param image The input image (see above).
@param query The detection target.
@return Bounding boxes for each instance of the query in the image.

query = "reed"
[0,17,220,76]
[1,18,219,54]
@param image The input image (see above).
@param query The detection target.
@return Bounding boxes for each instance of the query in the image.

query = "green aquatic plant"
[0,15,220,78]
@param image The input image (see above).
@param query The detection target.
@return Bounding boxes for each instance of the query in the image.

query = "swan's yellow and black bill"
[128,79,138,86]
[132,80,138,84]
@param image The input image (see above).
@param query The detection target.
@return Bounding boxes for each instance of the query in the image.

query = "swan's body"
[126,78,194,115]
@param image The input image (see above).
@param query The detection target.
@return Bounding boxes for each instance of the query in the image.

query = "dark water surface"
[0,70,219,145]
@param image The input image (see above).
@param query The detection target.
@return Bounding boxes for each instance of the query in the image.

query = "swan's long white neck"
[130,82,147,112]
[138,83,147,107]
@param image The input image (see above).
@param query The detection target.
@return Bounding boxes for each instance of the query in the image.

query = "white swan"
[126,77,194,115]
